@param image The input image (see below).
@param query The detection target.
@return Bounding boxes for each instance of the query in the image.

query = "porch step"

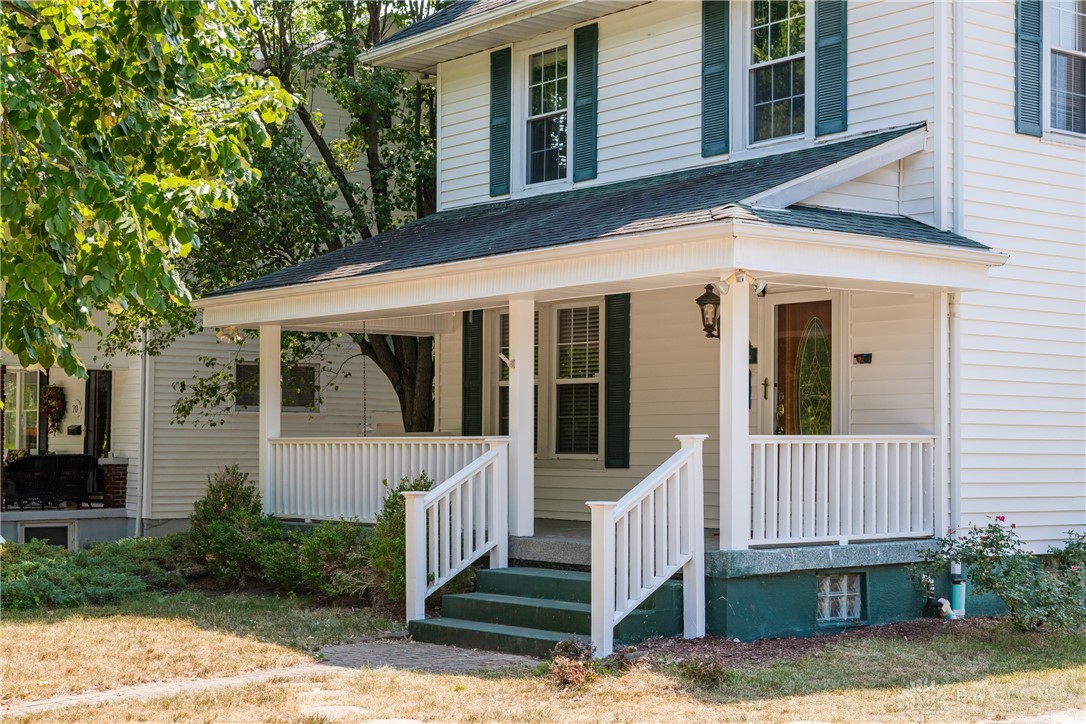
[409,567,684,657]
[408,618,588,659]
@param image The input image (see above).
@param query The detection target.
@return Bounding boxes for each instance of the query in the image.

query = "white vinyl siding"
[957,1,1086,550]
[437,52,492,210]
[145,330,403,519]
[847,291,935,435]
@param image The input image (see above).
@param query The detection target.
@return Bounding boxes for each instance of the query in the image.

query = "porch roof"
[204,126,987,302]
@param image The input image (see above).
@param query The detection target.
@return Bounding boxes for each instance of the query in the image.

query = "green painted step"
[408,617,588,659]
[443,592,592,634]
[410,567,687,657]
[475,567,684,610]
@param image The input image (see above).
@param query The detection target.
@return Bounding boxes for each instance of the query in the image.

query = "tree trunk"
[356,334,435,432]
[294,104,371,239]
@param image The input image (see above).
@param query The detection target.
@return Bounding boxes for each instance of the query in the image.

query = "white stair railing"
[586,434,707,658]
[749,435,936,546]
[403,438,509,622]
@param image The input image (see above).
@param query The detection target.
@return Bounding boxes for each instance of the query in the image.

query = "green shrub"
[365,473,433,606]
[915,519,1086,631]
[189,465,287,586]
[296,520,371,600]
[0,536,195,610]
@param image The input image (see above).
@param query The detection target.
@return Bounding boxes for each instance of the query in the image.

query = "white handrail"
[749,435,936,546]
[403,438,509,622]
[586,434,707,658]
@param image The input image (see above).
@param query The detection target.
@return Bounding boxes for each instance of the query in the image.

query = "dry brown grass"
[0,592,398,703]
[13,660,1086,724]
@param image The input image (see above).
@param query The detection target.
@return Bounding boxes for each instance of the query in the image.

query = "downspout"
[949,0,967,618]
[135,328,150,537]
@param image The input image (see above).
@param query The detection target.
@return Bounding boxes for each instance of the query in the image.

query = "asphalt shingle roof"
[207,126,987,299]
[380,0,517,47]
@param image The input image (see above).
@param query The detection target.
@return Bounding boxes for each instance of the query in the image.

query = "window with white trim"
[235,362,319,412]
[527,46,569,184]
[3,370,40,452]
[554,305,600,456]
[816,573,862,622]
[750,0,807,143]
[1051,0,1086,134]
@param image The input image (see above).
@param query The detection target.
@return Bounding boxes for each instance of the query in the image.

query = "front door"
[775,300,832,435]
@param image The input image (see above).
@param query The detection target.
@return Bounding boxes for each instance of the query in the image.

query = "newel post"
[587,500,617,657]
[258,324,282,515]
[676,434,708,638]
[403,490,428,622]
[486,437,509,568]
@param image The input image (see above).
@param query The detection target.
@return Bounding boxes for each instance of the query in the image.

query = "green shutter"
[489,48,512,196]
[573,24,599,182]
[701,0,729,157]
[461,310,484,435]
[604,294,631,469]
[815,0,848,136]
[1015,0,1043,136]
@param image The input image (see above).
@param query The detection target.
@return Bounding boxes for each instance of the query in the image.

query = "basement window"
[816,573,862,622]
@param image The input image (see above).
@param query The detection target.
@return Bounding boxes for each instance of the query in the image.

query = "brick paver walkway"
[0,636,537,718]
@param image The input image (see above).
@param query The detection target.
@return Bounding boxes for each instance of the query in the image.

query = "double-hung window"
[235,362,319,412]
[554,305,600,456]
[750,0,807,143]
[3,370,40,452]
[1051,0,1086,135]
[527,46,569,184]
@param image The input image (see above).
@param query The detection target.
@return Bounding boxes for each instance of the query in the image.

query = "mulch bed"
[619,617,999,668]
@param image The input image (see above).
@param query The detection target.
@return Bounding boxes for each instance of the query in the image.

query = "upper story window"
[527,46,568,184]
[1051,0,1085,135]
[750,0,807,143]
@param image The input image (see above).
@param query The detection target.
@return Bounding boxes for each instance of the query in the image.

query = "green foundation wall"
[705,564,938,640]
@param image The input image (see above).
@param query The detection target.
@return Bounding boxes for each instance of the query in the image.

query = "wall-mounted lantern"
[695,283,721,338]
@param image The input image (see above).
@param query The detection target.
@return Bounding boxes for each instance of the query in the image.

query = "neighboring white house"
[194,0,1085,654]
[1,69,405,545]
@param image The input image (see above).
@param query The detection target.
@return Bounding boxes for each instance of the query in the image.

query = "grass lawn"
[6,616,1085,723]
[0,590,399,702]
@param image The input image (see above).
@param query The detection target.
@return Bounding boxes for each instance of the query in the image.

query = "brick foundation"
[100,460,129,509]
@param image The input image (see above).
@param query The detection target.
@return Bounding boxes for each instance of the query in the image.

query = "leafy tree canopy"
[1,0,294,376]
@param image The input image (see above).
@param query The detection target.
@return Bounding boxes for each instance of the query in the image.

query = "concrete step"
[408,617,588,658]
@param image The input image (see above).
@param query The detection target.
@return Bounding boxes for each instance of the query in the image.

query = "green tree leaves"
[1,0,294,376]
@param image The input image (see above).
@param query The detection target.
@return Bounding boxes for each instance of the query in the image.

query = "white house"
[190,0,1082,655]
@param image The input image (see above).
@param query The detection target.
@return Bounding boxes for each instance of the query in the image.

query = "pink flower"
[1010,523,1016,529]
[1073,565,1079,572]
[996,515,1006,522]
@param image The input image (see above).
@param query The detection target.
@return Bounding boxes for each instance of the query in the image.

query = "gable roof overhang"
[195,218,1005,333]
[361,0,650,73]
[194,125,1007,333]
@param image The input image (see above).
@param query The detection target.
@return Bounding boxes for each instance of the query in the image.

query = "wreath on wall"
[40,384,66,436]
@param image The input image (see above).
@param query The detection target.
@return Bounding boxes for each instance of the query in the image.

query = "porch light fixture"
[695,284,721,338]
[753,279,768,297]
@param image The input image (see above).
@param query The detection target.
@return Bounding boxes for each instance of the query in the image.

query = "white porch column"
[508,297,535,536]
[258,325,282,515]
[719,276,751,550]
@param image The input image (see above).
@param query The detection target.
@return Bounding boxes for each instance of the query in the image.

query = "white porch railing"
[749,435,936,546]
[267,437,492,522]
[586,435,707,658]
[403,439,509,621]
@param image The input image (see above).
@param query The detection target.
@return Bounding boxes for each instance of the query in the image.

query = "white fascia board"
[360,0,573,69]
[198,224,736,328]
[197,220,1006,329]
[733,222,1008,292]
[742,127,929,210]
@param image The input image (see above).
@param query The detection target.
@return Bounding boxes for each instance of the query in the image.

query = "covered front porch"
[194,127,1006,653]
